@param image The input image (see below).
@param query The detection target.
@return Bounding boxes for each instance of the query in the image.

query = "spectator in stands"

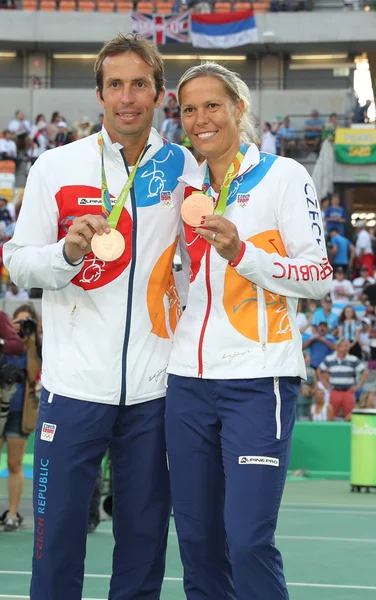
[260,121,276,154]
[0,129,20,166]
[318,339,368,420]
[362,281,376,310]
[324,192,346,237]
[304,109,324,152]
[55,121,70,147]
[353,99,372,124]
[28,119,48,165]
[338,305,362,358]
[359,316,372,361]
[7,110,31,137]
[275,116,297,157]
[163,91,179,118]
[0,303,41,531]
[359,390,376,408]
[328,227,354,276]
[160,111,183,144]
[355,219,374,277]
[296,351,316,419]
[29,114,47,139]
[311,296,339,333]
[302,321,337,369]
[309,387,333,422]
[0,196,13,227]
[322,112,337,141]
[5,282,29,301]
[353,265,375,299]
[92,112,104,134]
[330,267,354,303]
[74,116,94,140]
[46,111,61,148]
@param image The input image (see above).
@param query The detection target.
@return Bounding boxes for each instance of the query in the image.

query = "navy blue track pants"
[31,389,171,600]
[165,375,300,600]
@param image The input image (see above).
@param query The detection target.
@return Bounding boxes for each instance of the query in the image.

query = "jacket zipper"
[257,286,268,354]
[198,245,212,377]
[119,150,136,406]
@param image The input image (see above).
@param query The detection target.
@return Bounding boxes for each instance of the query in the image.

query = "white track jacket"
[168,145,333,380]
[4,128,196,405]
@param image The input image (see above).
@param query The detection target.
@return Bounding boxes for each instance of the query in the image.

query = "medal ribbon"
[202,143,248,215]
[97,132,145,229]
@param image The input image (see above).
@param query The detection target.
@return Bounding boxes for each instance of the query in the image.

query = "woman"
[165,62,332,600]
[309,387,333,422]
[338,305,362,358]
[0,303,41,531]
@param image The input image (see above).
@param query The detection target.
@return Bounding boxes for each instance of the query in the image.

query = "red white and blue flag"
[132,11,190,45]
[191,10,258,49]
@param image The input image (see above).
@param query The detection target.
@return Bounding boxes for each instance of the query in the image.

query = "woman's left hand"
[194,215,243,263]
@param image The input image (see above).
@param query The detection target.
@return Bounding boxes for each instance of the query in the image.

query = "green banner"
[335,128,376,164]
[351,411,376,486]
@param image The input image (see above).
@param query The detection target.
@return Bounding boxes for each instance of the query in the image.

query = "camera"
[18,317,37,339]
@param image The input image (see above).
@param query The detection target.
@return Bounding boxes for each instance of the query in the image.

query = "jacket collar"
[100,126,164,168]
[178,143,261,189]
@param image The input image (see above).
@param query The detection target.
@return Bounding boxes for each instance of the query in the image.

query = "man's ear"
[96,86,104,106]
[155,87,166,109]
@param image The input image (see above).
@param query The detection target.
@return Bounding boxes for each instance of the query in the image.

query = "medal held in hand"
[91,132,145,262]
[181,193,214,227]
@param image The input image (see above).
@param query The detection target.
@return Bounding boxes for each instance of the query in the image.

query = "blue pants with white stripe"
[165,375,300,600]
[31,389,170,600]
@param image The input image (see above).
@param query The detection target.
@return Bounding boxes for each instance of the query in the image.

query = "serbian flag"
[190,10,258,49]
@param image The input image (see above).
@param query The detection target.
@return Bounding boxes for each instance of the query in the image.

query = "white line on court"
[88,530,376,543]
[280,507,376,516]
[1,580,376,598]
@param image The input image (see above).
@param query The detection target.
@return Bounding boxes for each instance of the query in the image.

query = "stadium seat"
[40,0,57,9]
[155,1,174,13]
[98,0,115,10]
[59,0,76,9]
[136,1,154,13]
[116,0,133,10]
[234,1,252,8]
[253,0,270,11]
[213,1,233,11]
[77,0,96,9]
[22,0,37,8]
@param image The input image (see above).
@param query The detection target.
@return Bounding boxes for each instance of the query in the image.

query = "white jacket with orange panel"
[168,144,333,380]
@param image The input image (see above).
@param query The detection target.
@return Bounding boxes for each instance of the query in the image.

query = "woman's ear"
[236,98,245,123]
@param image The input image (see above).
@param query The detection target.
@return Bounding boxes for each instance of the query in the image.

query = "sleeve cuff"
[229,241,246,268]
[62,243,85,267]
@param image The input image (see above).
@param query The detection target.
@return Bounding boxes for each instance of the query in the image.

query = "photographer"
[0,303,41,531]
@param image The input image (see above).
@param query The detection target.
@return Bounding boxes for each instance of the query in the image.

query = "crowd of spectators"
[1,100,376,429]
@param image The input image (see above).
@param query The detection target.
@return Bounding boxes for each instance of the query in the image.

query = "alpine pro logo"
[238,456,279,467]
[160,191,173,208]
[236,193,250,208]
[40,423,57,443]
[77,197,115,206]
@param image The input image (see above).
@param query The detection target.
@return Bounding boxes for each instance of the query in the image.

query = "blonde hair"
[177,62,256,144]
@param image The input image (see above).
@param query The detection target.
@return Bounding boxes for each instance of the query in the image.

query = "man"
[7,110,31,136]
[353,99,372,124]
[353,265,375,299]
[0,129,19,166]
[275,116,297,157]
[329,227,354,275]
[311,297,339,333]
[4,33,195,600]
[355,219,374,277]
[330,267,354,304]
[324,193,346,237]
[318,339,368,419]
[304,109,324,152]
[302,321,337,369]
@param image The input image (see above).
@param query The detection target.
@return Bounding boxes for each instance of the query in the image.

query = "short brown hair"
[94,33,165,101]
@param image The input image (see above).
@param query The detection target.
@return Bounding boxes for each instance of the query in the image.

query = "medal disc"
[181,193,214,227]
[91,229,125,262]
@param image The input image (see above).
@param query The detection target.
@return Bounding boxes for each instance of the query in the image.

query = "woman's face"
[180,75,243,160]
[344,307,354,320]
[314,389,325,404]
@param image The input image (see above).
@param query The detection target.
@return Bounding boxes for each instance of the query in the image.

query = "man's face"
[318,324,328,336]
[0,199,7,210]
[5,131,12,141]
[311,111,319,120]
[16,111,24,121]
[322,300,331,311]
[97,51,165,143]
[331,195,339,207]
[283,117,290,127]
[336,271,344,281]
